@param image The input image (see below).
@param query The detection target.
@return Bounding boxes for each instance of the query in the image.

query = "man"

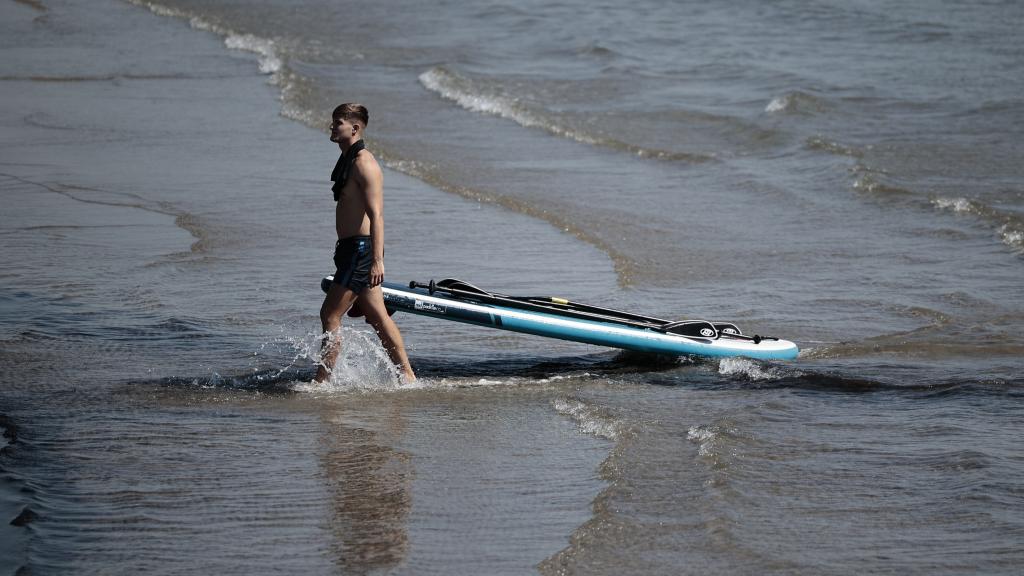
[315,103,415,383]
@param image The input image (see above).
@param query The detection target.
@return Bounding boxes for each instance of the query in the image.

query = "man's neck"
[338,137,361,154]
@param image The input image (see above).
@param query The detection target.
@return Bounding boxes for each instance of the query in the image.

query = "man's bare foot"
[314,367,329,383]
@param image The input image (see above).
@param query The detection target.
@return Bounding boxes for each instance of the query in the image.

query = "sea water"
[2,0,1022,573]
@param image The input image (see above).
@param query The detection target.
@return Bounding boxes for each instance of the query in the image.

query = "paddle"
[409,279,740,340]
[413,279,779,343]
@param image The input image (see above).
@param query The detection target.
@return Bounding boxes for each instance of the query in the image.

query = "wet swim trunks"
[332,235,374,293]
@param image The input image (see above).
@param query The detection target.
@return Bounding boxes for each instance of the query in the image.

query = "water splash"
[286,327,403,393]
[717,357,798,381]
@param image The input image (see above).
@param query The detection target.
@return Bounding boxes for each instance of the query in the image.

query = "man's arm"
[358,154,386,287]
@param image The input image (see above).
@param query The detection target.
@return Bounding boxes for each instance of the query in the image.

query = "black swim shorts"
[332,235,374,293]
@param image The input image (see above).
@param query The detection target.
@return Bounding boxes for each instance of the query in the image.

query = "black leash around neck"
[331,139,365,201]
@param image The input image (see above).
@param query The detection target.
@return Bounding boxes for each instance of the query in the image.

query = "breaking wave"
[419,66,711,162]
[127,0,282,76]
[765,90,829,115]
[931,196,1024,253]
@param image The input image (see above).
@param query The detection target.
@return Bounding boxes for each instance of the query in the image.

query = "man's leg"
[359,286,416,381]
[315,282,360,382]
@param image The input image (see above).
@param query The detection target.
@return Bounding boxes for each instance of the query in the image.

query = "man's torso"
[335,150,372,238]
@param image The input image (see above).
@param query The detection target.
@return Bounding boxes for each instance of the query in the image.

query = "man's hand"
[370,259,384,287]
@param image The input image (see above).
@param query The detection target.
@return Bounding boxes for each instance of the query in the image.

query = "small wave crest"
[805,135,863,158]
[813,140,1024,255]
[686,422,737,460]
[224,34,281,75]
[418,66,527,122]
[552,396,622,440]
[851,165,914,197]
[932,196,977,214]
[932,196,1024,253]
[128,1,282,76]
[419,66,710,162]
[765,90,828,115]
[999,223,1024,251]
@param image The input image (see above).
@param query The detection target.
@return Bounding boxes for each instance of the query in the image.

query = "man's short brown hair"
[332,103,369,128]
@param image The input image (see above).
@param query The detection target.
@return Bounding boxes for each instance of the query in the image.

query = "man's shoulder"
[352,148,382,180]
[353,147,380,169]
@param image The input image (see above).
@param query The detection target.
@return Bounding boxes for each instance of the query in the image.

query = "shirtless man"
[315,103,415,383]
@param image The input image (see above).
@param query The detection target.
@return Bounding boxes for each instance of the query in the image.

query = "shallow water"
[2,0,1023,573]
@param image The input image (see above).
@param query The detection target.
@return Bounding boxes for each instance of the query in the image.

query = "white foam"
[552,397,620,440]
[686,424,719,457]
[419,67,531,123]
[998,224,1024,251]
[418,67,604,147]
[717,357,788,381]
[765,91,826,114]
[932,196,975,214]
[129,0,282,77]
[225,34,281,74]
[765,96,789,113]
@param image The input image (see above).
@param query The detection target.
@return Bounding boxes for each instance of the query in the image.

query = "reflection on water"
[320,404,412,572]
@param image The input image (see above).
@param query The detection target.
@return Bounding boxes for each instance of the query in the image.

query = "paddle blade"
[661,320,719,339]
[436,278,492,296]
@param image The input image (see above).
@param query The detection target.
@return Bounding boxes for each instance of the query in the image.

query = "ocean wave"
[932,196,978,214]
[805,135,863,158]
[224,33,281,75]
[127,0,281,77]
[686,422,743,461]
[418,66,711,163]
[814,136,1024,255]
[552,396,623,440]
[765,90,829,115]
[932,196,1024,253]
[999,223,1024,251]
[850,165,915,197]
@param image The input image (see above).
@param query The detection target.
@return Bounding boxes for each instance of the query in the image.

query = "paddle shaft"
[408,280,777,343]
[409,281,670,332]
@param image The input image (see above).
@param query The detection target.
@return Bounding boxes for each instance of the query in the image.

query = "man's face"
[330,116,358,142]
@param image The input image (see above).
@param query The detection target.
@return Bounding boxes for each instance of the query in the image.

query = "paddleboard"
[321,277,799,361]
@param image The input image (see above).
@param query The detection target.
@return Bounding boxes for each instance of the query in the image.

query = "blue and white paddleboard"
[321,277,799,361]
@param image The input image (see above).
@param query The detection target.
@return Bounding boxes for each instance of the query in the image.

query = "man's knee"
[362,305,392,329]
[320,302,342,330]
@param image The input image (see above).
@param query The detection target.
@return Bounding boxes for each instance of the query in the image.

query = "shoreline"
[1,0,616,572]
